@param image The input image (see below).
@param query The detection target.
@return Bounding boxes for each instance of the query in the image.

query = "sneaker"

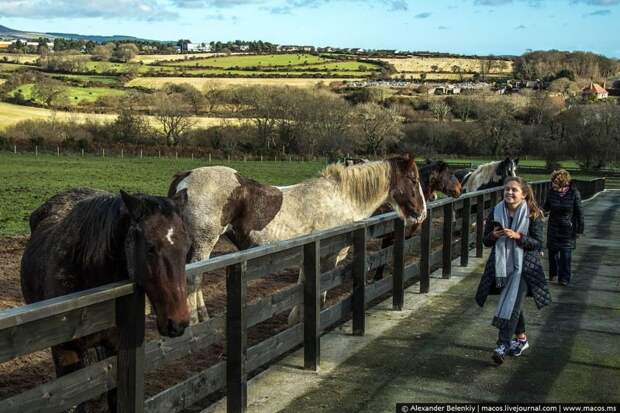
[492,344,508,365]
[559,280,569,286]
[509,338,530,357]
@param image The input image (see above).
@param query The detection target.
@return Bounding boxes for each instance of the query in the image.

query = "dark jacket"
[475,209,551,310]
[543,183,584,250]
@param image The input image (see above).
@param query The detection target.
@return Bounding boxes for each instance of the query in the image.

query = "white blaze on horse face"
[166,227,174,245]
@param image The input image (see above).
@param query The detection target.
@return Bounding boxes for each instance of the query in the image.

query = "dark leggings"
[497,277,528,347]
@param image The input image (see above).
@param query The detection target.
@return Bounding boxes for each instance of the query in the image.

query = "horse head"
[425,161,462,200]
[120,190,191,338]
[387,154,427,226]
[497,157,519,182]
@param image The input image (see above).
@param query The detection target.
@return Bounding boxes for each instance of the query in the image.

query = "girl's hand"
[503,229,522,240]
[491,228,504,239]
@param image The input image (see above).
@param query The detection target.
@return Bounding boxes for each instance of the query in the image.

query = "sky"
[1,0,619,57]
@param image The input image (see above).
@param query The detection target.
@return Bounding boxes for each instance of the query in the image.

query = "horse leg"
[188,232,219,323]
[51,343,93,413]
[287,268,304,326]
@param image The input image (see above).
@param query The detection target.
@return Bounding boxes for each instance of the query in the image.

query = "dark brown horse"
[21,188,191,412]
[373,160,462,280]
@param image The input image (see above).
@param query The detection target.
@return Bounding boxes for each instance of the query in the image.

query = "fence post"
[116,286,146,413]
[420,208,432,293]
[57,145,60,157]
[392,218,406,311]
[35,146,38,157]
[227,262,247,413]
[303,241,320,371]
[490,190,498,210]
[121,148,124,159]
[81,148,84,157]
[140,149,143,159]
[352,227,367,336]
[209,153,212,163]
[442,203,453,278]
[158,150,161,158]
[191,153,194,161]
[175,151,178,159]
[13,144,16,154]
[103,148,106,158]
[461,197,471,267]
[476,194,485,258]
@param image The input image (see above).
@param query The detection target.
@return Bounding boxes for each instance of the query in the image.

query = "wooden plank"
[0,281,132,330]
[226,262,247,413]
[366,219,394,239]
[246,247,302,281]
[247,324,304,372]
[303,241,320,371]
[420,208,432,293]
[145,362,226,413]
[0,300,115,363]
[352,227,367,336]
[116,287,145,413]
[442,203,453,278]
[0,356,117,413]
[246,284,303,328]
[320,263,352,293]
[366,276,393,303]
[320,295,352,332]
[392,218,405,311]
[144,315,225,372]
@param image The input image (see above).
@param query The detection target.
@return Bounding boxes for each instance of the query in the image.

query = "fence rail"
[0,178,606,413]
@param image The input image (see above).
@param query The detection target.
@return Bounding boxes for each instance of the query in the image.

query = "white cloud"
[0,0,177,20]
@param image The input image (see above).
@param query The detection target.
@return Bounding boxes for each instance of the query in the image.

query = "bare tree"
[430,101,451,122]
[152,92,195,146]
[353,103,403,155]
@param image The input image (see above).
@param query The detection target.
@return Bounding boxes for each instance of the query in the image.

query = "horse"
[168,154,428,324]
[21,188,191,412]
[455,158,519,193]
[372,160,463,280]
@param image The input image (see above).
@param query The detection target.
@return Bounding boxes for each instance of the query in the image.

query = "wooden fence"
[0,178,606,413]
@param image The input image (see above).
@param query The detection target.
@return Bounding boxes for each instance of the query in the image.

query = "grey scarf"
[494,201,530,321]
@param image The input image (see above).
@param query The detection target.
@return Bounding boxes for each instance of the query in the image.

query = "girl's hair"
[504,176,544,219]
[551,169,571,187]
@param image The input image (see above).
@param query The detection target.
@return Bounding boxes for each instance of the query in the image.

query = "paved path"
[205,190,620,412]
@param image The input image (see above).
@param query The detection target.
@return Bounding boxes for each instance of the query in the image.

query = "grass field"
[1,153,604,235]
[161,53,329,68]
[52,74,122,86]
[126,76,361,90]
[0,53,39,64]
[0,101,232,130]
[10,83,126,104]
[0,154,326,235]
[380,56,514,74]
[0,63,38,73]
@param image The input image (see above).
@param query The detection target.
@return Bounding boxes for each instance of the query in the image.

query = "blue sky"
[1,0,619,57]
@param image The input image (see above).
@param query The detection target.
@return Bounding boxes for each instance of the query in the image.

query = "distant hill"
[0,24,154,43]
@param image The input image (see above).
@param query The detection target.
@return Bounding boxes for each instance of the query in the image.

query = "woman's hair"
[504,176,544,219]
[551,169,571,187]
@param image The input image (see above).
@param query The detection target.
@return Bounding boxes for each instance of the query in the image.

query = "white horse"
[457,158,518,193]
[168,154,428,324]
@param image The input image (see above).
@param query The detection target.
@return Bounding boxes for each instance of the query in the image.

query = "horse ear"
[120,190,144,221]
[514,158,520,165]
[171,188,188,211]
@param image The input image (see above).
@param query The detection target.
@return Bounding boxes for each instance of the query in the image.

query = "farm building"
[582,81,609,100]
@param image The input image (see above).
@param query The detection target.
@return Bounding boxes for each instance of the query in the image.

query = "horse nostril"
[167,319,187,337]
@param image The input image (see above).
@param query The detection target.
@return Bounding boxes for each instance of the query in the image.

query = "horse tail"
[168,171,192,198]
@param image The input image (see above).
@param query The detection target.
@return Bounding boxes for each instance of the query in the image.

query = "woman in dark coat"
[475,177,551,365]
[543,169,584,286]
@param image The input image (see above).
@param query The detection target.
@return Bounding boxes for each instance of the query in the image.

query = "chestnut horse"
[21,188,191,412]
[169,154,428,324]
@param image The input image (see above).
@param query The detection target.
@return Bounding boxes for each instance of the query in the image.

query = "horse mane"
[321,161,391,207]
[63,193,127,269]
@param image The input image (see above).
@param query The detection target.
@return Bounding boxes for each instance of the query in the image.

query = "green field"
[1,153,604,236]
[0,154,326,235]
[52,74,122,86]
[161,53,329,68]
[10,83,126,104]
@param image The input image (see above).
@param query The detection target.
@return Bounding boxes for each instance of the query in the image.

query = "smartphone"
[492,221,504,231]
